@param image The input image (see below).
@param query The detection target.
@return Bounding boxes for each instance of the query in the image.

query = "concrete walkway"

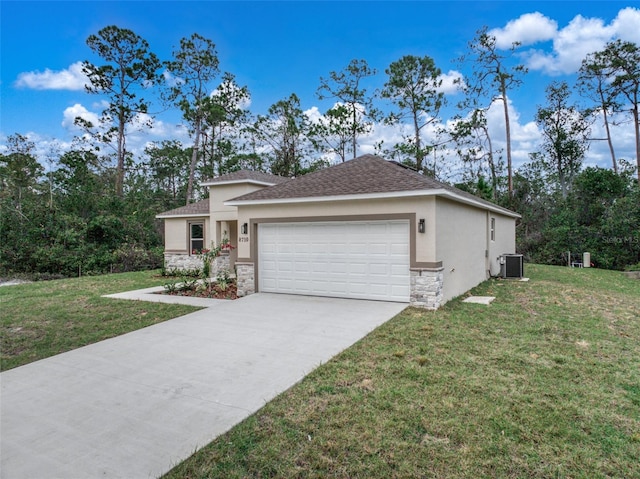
[1,293,406,479]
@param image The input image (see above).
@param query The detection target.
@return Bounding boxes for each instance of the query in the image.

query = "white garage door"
[258,220,410,302]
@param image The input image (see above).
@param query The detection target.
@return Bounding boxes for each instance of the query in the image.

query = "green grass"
[163,264,640,479]
[0,270,201,371]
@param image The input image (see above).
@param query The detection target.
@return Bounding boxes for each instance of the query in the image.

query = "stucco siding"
[435,198,489,303]
[164,218,188,252]
[209,184,265,218]
[488,213,517,276]
[164,217,209,253]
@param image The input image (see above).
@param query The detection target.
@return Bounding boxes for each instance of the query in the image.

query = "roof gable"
[201,169,288,187]
[227,155,518,217]
[227,155,430,201]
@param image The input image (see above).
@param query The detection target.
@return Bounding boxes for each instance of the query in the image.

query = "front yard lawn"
[164,264,640,478]
[0,270,201,371]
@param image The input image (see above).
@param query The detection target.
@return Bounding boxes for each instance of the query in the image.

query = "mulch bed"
[162,283,239,300]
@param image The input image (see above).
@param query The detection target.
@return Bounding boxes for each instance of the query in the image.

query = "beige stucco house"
[156,154,520,309]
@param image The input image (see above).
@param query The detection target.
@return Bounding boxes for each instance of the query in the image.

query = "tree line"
[1,26,638,278]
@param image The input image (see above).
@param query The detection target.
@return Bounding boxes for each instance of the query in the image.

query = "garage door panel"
[259,220,410,302]
[295,244,311,254]
[390,243,409,255]
[311,243,328,254]
[390,264,409,275]
[349,263,368,274]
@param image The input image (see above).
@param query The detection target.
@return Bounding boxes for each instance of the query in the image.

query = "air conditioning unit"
[501,254,524,279]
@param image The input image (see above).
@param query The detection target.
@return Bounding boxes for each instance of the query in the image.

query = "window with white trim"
[190,222,204,254]
[490,217,496,242]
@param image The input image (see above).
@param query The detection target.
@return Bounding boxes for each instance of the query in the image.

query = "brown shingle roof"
[156,198,209,218]
[201,169,288,185]
[229,155,518,217]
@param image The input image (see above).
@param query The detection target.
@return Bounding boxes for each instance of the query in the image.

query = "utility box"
[501,254,524,279]
[583,252,591,268]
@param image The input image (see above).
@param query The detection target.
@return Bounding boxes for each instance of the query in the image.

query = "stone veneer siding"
[235,263,255,297]
[211,252,230,276]
[233,262,444,309]
[164,253,203,271]
[410,268,444,310]
[164,252,231,278]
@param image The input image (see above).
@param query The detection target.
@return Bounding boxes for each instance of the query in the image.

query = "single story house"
[156,154,520,309]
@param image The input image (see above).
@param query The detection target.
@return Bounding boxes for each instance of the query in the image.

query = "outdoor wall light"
[241,223,248,235]
[418,218,426,234]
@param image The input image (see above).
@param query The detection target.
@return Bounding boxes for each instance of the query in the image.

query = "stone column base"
[410,268,444,310]
[211,252,231,277]
[236,262,255,297]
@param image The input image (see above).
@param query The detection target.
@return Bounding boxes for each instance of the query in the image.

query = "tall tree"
[380,55,445,173]
[201,73,251,176]
[144,140,191,202]
[310,104,353,162]
[449,108,502,200]
[317,59,378,159]
[459,26,527,198]
[53,149,106,219]
[81,25,161,197]
[578,51,619,173]
[535,81,591,198]
[0,134,42,209]
[250,94,315,177]
[597,40,640,184]
[165,33,220,203]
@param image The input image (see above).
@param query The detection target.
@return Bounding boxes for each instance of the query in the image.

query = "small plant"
[178,276,199,292]
[196,277,211,293]
[162,267,201,278]
[197,247,214,278]
[216,269,232,291]
[197,236,236,279]
[625,262,640,271]
[164,280,178,294]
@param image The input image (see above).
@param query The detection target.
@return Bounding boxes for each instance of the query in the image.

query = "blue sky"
[1,1,639,175]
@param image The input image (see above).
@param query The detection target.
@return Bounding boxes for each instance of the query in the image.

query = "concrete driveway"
[1,293,406,479]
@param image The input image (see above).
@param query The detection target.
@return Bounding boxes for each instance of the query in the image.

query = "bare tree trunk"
[599,89,617,174]
[352,107,358,159]
[483,124,497,201]
[501,79,513,198]
[414,112,422,172]
[634,102,640,185]
[116,116,126,197]
[186,121,201,205]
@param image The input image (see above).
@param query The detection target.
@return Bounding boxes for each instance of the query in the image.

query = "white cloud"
[162,70,183,88]
[15,61,89,91]
[520,7,640,75]
[62,103,101,130]
[304,106,324,124]
[586,110,638,169]
[438,70,465,95]
[490,12,557,49]
[524,14,612,75]
[478,97,541,170]
[611,7,640,44]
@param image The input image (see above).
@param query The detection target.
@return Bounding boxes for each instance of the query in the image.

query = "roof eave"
[200,179,280,187]
[225,189,520,218]
[438,191,521,218]
[155,212,209,219]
